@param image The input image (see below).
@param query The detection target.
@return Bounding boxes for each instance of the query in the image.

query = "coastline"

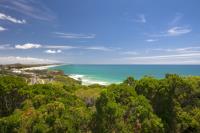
[22,64,200,86]
[68,74,110,85]
[19,64,110,85]
[20,64,62,70]
[47,64,200,86]
[48,64,112,85]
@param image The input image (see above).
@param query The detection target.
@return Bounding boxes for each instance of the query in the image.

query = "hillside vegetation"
[0,74,200,133]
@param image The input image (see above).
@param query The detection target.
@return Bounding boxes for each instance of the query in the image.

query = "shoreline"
[19,64,110,85]
[2,64,200,86]
[68,74,111,85]
[20,64,62,70]
[47,64,112,85]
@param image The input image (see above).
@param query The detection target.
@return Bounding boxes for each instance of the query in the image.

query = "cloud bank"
[0,56,58,64]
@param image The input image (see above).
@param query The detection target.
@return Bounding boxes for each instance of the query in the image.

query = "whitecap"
[69,74,110,85]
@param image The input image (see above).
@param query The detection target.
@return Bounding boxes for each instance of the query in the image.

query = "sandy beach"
[20,64,61,70]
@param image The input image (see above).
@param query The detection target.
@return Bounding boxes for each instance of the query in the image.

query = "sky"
[0,0,200,64]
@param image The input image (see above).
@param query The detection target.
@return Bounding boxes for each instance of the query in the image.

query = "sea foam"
[69,74,109,85]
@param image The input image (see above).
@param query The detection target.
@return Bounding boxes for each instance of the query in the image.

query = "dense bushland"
[0,74,200,133]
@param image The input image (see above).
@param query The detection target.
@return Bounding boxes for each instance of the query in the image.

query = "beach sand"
[20,65,60,70]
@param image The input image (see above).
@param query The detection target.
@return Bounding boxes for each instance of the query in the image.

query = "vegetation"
[0,73,200,133]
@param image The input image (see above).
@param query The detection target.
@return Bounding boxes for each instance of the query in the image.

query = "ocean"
[50,65,200,85]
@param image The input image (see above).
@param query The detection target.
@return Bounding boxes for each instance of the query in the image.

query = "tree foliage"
[0,74,200,133]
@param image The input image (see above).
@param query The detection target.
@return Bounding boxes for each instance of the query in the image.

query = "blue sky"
[0,0,200,64]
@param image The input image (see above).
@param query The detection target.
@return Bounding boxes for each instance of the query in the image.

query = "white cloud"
[44,45,76,49]
[85,46,112,51]
[146,39,158,42]
[54,32,96,39]
[0,56,58,64]
[123,53,200,64]
[117,46,200,64]
[167,27,191,36]
[15,43,41,49]
[147,13,188,38]
[150,26,192,37]
[45,49,62,54]
[120,51,138,55]
[45,45,118,52]
[129,53,200,59]
[134,14,146,23]
[84,46,121,52]
[2,42,117,53]
[152,46,200,53]
[0,0,55,21]
[14,43,76,50]
[0,26,7,31]
[122,46,200,64]
[0,12,26,24]
[0,44,13,50]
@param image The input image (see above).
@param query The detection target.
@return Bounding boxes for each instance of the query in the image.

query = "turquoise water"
[50,65,200,85]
